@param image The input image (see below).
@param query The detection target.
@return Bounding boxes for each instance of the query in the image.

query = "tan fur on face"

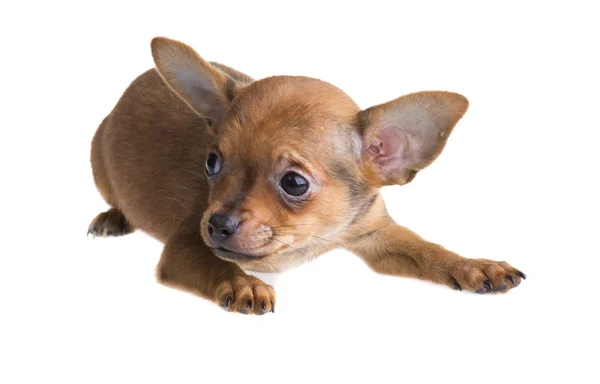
[89,37,525,314]
[200,76,367,267]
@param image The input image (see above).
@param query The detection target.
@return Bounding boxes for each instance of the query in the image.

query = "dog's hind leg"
[88,208,135,237]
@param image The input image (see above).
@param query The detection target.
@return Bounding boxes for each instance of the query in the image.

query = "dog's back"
[90,69,210,241]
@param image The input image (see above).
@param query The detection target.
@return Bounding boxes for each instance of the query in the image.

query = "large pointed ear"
[358,91,469,186]
[150,37,238,126]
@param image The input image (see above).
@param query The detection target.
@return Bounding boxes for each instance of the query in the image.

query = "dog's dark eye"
[281,172,309,196]
[205,153,221,176]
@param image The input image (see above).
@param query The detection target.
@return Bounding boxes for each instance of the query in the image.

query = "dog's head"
[151,37,469,262]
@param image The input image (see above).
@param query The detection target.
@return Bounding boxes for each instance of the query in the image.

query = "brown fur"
[89,37,525,314]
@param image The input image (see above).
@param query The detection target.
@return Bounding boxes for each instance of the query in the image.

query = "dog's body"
[89,38,525,314]
[91,68,215,242]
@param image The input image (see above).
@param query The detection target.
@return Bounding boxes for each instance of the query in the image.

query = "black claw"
[225,296,233,309]
[261,301,267,311]
[506,275,516,286]
[271,303,275,313]
[516,271,527,280]
[483,280,493,292]
[247,299,253,310]
[87,229,93,237]
[451,278,462,291]
[495,284,507,292]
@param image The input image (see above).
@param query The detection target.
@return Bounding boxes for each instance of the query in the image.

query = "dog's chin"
[211,247,266,262]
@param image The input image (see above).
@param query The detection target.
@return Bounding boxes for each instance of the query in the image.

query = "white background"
[1,1,599,383]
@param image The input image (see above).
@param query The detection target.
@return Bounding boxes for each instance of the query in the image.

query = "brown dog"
[89,37,525,314]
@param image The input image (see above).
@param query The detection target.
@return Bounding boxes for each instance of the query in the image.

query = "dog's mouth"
[211,246,266,262]
[201,221,298,262]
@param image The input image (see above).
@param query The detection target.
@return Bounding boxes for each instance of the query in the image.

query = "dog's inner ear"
[151,37,240,127]
[358,91,469,186]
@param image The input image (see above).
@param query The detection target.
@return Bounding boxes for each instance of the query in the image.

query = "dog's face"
[199,76,370,261]
[151,38,469,262]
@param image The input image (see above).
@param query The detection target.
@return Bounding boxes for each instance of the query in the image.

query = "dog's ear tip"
[428,90,470,108]
[449,91,468,103]
[150,37,171,59]
[453,92,470,110]
[150,37,189,55]
[444,91,470,113]
[150,36,168,49]
[424,91,470,119]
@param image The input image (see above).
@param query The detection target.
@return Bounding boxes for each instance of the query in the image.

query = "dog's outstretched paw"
[448,259,525,294]
[214,274,275,315]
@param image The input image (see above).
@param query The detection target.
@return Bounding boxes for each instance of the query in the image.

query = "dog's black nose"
[207,213,240,242]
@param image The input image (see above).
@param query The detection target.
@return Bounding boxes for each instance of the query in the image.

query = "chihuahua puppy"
[89,37,525,314]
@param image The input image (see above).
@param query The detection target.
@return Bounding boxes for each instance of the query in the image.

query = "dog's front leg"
[346,219,525,294]
[156,231,275,314]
